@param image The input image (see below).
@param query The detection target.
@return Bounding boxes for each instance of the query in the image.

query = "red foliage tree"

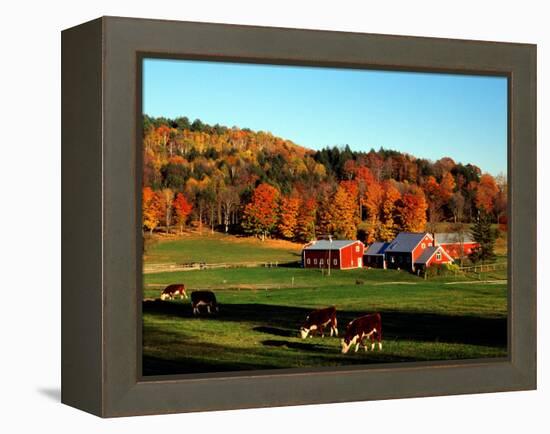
[475,174,499,214]
[173,192,193,234]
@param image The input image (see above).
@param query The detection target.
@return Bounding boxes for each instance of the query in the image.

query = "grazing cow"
[300,306,338,339]
[160,283,188,301]
[191,290,219,315]
[341,313,382,353]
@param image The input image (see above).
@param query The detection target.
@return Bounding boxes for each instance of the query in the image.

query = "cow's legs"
[207,305,211,314]
[330,318,338,337]
[377,330,383,350]
[370,335,375,351]
[320,325,325,338]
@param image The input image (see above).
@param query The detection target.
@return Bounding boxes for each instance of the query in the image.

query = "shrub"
[424,262,461,278]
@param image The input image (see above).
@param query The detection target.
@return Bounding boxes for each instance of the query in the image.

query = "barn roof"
[365,242,390,256]
[385,232,432,253]
[414,245,453,264]
[303,240,360,251]
[435,232,475,244]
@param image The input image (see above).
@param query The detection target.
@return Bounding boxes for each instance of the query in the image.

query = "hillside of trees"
[142,115,507,243]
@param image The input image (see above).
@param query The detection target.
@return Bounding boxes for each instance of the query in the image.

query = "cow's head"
[340,335,357,354]
[300,327,310,339]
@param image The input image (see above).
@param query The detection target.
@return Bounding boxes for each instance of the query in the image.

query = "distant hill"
[142,115,506,243]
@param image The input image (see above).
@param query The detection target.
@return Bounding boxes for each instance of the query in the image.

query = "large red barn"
[302,240,365,270]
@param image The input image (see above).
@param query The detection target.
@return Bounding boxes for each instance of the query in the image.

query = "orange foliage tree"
[326,184,358,239]
[439,171,456,203]
[278,195,301,240]
[242,183,280,240]
[397,187,427,233]
[142,187,163,234]
[378,181,401,241]
[296,197,317,242]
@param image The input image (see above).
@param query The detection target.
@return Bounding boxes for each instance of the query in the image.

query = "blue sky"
[143,58,507,175]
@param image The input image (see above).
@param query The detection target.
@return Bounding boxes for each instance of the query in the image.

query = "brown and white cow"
[191,290,219,315]
[300,306,338,339]
[160,283,188,301]
[341,313,382,353]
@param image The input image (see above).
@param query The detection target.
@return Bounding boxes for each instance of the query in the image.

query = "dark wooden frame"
[61,16,537,417]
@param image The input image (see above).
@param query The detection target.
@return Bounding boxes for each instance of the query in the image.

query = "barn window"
[334,259,337,265]
[398,256,402,263]
[314,258,317,265]
[436,251,442,261]
[320,259,324,265]
[391,256,395,263]
[428,242,433,247]
[355,245,360,252]
[421,243,426,249]
[307,258,310,265]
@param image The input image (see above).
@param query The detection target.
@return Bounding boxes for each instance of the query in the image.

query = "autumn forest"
[142,115,507,243]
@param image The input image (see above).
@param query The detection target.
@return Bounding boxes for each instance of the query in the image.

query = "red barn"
[303,240,365,270]
[384,232,453,272]
[434,233,479,259]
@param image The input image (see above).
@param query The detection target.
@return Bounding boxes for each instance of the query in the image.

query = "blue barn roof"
[385,232,432,253]
[365,242,390,256]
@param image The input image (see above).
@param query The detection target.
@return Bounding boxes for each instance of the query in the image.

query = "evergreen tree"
[469,213,498,263]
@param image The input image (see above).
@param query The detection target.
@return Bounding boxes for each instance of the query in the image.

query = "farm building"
[383,232,453,272]
[364,241,390,269]
[302,239,365,270]
[434,232,479,259]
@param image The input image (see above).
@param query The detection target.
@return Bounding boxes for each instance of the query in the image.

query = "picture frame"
[61,16,536,417]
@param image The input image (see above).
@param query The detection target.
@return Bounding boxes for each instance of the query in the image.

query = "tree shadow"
[260,339,331,351]
[253,326,297,338]
[144,301,507,347]
[215,303,506,347]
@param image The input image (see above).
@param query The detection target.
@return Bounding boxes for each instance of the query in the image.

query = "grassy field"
[144,232,303,265]
[142,233,508,376]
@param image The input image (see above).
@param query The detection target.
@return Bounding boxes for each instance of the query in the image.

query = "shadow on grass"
[260,339,330,351]
[143,300,507,376]
[253,326,297,338]
[143,301,507,347]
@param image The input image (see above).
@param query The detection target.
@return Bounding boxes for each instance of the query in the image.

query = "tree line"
[142,115,507,244]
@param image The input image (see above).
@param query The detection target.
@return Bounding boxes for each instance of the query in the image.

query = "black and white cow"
[160,283,188,301]
[300,306,338,339]
[341,313,382,353]
[191,290,219,315]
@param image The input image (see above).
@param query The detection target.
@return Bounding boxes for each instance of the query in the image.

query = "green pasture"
[143,267,507,376]
[142,233,508,376]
